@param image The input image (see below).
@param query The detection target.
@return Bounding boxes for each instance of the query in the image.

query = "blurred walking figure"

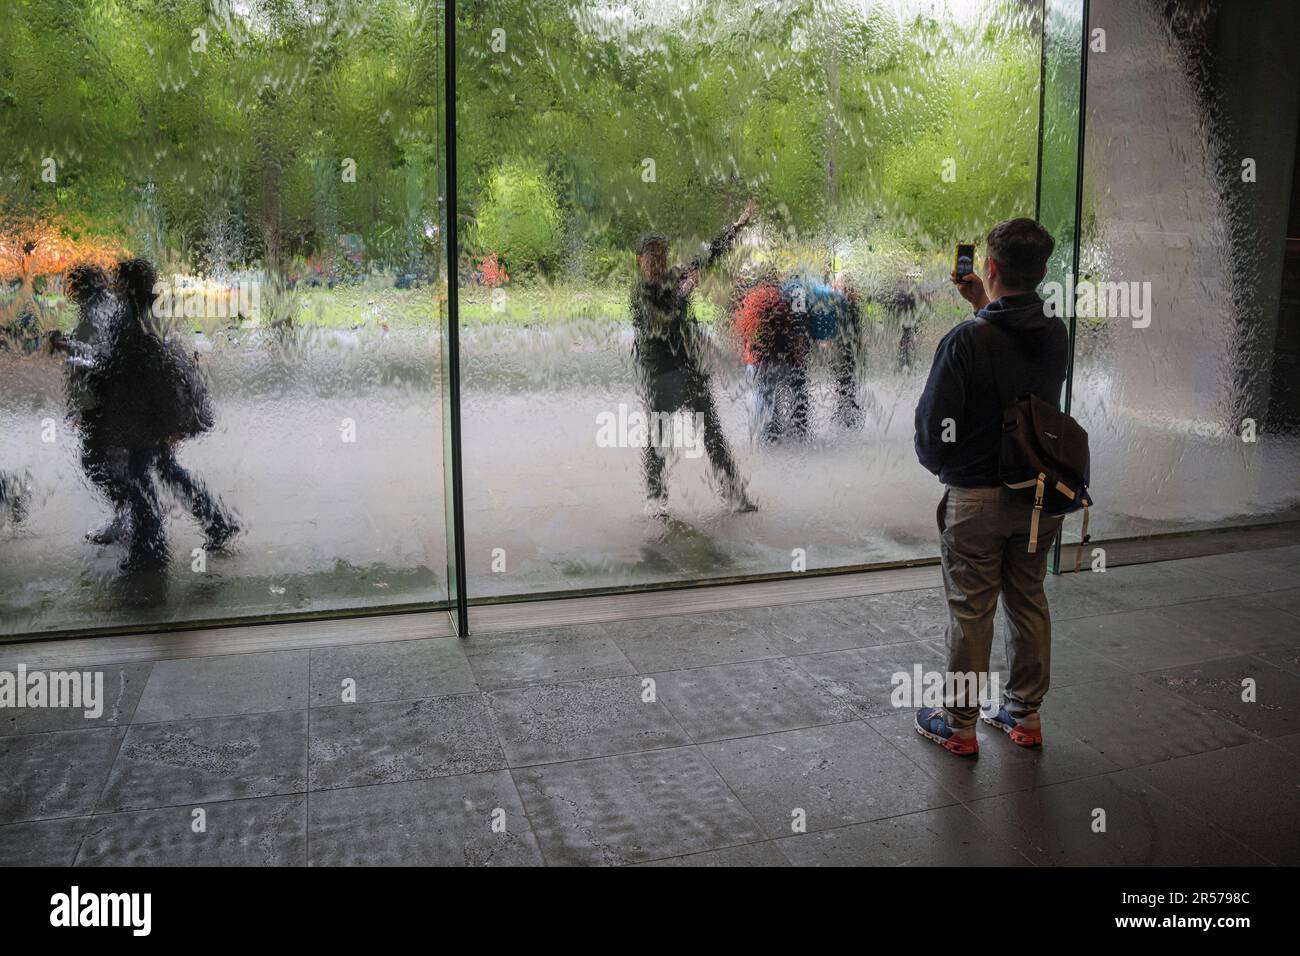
[788,274,865,435]
[85,258,238,570]
[0,469,29,528]
[55,264,131,543]
[827,272,864,430]
[631,202,758,514]
[890,289,920,372]
[733,271,809,444]
[737,271,862,441]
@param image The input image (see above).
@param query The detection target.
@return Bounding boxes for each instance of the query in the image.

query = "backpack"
[976,319,1094,568]
[90,318,214,449]
[158,337,215,440]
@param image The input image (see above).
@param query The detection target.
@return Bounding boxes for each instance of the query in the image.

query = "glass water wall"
[457,0,1045,599]
[4,0,1300,641]
[0,0,452,636]
[1073,0,1300,541]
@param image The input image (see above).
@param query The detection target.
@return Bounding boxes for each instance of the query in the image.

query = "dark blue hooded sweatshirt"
[914,292,1068,487]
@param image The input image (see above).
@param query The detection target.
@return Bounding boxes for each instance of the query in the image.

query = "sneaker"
[914,707,978,756]
[86,511,130,544]
[979,703,1042,747]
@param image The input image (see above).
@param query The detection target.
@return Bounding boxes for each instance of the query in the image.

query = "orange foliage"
[0,218,126,285]
[475,252,509,288]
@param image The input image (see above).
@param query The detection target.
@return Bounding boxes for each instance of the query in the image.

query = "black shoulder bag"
[975,319,1094,568]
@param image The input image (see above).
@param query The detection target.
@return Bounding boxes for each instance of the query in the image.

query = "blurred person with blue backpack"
[744,273,861,441]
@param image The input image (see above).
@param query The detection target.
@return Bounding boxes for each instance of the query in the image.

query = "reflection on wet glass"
[1,1,449,635]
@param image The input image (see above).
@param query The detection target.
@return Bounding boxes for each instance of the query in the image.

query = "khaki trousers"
[937,485,1063,729]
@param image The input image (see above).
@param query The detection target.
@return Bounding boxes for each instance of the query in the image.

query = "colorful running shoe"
[980,703,1043,747]
[914,707,979,756]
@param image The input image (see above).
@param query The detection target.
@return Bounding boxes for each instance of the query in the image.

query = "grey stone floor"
[1,545,1298,866]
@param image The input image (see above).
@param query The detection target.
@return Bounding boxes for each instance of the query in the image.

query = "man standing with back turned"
[912,218,1068,756]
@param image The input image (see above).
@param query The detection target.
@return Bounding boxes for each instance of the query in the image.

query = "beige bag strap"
[1073,499,1091,572]
[1027,472,1045,554]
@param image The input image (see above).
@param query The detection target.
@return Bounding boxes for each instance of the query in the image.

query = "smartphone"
[954,242,975,281]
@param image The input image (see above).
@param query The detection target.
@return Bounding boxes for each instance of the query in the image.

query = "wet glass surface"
[457,0,1044,598]
[3,0,1297,638]
[1073,0,1300,543]
[1,1,450,635]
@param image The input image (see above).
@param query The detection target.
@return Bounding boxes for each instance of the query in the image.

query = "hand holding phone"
[954,242,975,281]
[951,242,990,311]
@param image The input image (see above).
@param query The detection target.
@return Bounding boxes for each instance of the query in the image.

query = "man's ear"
[985,256,999,283]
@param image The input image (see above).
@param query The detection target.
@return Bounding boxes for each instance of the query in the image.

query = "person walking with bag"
[88,258,238,571]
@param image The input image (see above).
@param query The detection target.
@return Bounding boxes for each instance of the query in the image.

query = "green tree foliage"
[457,0,1043,271]
[0,0,444,277]
[472,161,562,276]
[880,44,1040,249]
[1,0,1044,288]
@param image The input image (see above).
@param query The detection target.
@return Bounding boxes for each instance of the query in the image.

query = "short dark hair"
[64,264,108,306]
[985,218,1054,290]
[637,233,668,256]
[114,257,158,310]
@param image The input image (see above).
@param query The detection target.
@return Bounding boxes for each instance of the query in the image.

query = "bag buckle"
[1028,472,1045,554]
